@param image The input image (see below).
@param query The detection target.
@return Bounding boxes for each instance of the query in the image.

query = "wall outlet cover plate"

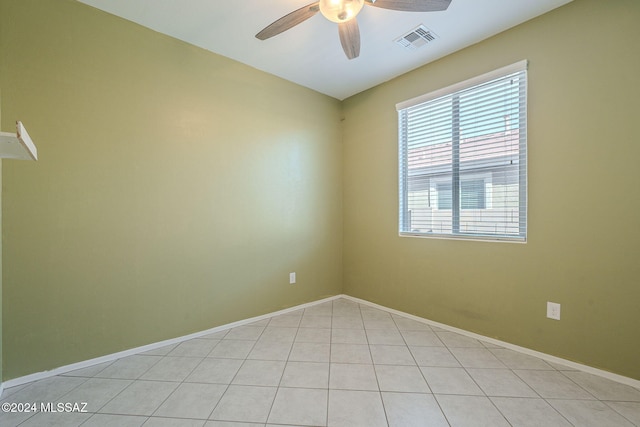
[547,302,561,320]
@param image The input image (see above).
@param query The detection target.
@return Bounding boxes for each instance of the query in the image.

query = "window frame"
[397,60,528,243]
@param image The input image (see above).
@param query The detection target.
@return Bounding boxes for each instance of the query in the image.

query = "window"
[398,61,527,241]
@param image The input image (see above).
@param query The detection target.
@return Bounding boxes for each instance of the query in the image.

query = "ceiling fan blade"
[364,0,451,12]
[338,18,361,60]
[255,2,320,40]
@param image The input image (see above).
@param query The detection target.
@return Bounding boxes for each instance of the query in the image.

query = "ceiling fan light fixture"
[319,0,365,23]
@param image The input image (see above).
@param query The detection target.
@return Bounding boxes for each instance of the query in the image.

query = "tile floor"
[1,297,639,426]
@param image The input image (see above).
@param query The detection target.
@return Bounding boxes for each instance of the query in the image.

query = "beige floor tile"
[231,360,285,386]
[514,370,595,399]
[410,346,461,367]
[328,389,387,427]
[375,365,430,393]
[209,385,276,423]
[329,363,378,391]
[382,392,449,427]
[185,358,243,384]
[436,395,511,427]
[370,344,415,365]
[153,383,226,419]
[289,342,330,362]
[330,343,372,364]
[280,361,329,389]
[267,387,328,426]
[421,367,484,395]
[549,399,634,427]
[99,381,178,416]
[491,397,572,427]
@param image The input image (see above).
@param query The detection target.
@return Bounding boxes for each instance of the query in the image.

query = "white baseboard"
[341,294,640,390]
[2,293,638,393]
[1,295,342,392]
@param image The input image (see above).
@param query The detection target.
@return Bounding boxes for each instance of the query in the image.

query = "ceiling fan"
[255,0,452,60]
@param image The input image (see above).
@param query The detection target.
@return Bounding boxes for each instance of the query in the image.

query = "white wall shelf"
[0,121,38,160]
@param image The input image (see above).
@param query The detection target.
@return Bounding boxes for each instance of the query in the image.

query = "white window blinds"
[398,61,528,241]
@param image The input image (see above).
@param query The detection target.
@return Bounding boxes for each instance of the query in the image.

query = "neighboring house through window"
[397,61,528,241]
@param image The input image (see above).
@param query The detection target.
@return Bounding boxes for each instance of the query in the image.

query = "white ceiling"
[77,0,573,100]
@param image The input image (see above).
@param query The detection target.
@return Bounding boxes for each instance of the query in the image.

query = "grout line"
[76,354,161,417]
[541,397,587,426]
[325,299,335,426]
[360,302,392,427]
[601,400,639,426]
[555,370,600,399]
[205,319,266,422]
[263,314,298,425]
[150,341,227,421]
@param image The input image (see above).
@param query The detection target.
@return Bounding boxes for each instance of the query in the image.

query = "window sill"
[399,231,526,244]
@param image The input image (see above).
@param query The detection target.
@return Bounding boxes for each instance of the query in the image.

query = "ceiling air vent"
[396,25,438,50]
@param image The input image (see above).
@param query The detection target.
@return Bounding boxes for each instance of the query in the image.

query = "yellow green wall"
[343,0,640,380]
[0,0,342,379]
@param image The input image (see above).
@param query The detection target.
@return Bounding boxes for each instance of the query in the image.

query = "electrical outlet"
[547,302,561,320]
[289,272,296,284]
